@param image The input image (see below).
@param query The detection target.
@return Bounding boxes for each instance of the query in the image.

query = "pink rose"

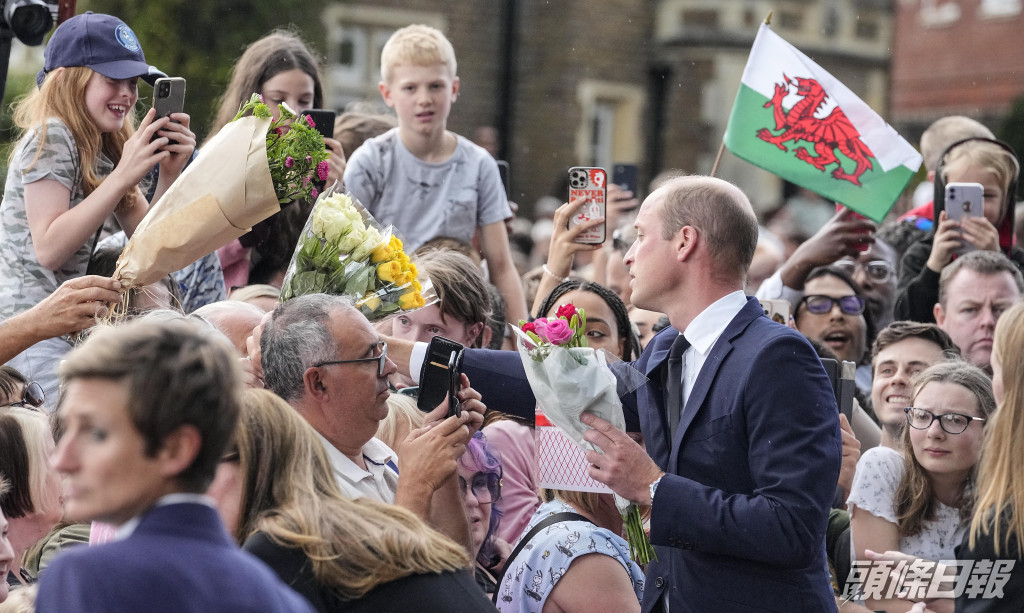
[539,319,573,345]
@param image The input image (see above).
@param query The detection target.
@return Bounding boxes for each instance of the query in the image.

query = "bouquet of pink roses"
[512,304,654,564]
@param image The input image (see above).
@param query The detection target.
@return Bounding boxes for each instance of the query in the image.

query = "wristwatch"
[649,476,662,504]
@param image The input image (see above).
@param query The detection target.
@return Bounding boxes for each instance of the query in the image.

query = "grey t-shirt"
[343,128,511,251]
[0,119,113,319]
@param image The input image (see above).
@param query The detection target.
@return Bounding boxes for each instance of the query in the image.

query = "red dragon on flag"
[755,75,876,186]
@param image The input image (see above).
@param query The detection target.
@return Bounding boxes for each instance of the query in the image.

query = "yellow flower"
[371,243,394,263]
[411,279,423,292]
[397,253,411,268]
[399,291,425,310]
[406,262,418,279]
[377,261,402,283]
[390,236,404,251]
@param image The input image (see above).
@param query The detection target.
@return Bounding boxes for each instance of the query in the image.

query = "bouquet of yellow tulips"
[280,189,433,320]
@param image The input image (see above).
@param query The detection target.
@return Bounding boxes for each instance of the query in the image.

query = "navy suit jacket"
[36,502,314,613]
[465,297,841,612]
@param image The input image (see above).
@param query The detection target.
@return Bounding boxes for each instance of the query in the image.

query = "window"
[575,80,645,172]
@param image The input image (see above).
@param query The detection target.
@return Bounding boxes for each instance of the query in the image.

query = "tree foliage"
[82,0,327,140]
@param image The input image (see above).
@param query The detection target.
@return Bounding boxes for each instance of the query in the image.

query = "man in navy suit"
[36,320,313,612]
[582,176,841,612]
[386,176,842,612]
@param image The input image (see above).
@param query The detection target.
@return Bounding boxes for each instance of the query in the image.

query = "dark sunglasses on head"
[799,294,865,316]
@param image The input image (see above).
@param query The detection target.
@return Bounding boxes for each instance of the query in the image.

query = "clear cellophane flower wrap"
[511,312,653,563]
[113,94,329,291]
[279,188,436,321]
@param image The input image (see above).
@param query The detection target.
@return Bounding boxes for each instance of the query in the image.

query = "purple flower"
[539,319,573,345]
[305,115,315,128]
[317,160,330,181]
[284,156,294,168]
[306,155,312,163]
[258,94,264,103]
[311,188,319,199]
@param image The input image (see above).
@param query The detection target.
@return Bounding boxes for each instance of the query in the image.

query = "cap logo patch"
[115,24,140,52]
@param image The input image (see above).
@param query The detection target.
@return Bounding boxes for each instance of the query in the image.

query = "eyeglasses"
[458,471,502,504]
[904,407,985,435]
[833,259,895,284]
[7,381,44,409]
[313,341,389,377]
[799,294,866,316]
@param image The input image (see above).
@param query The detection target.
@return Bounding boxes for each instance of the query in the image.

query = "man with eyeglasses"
[757,207,900,330]
[259,293,484,554]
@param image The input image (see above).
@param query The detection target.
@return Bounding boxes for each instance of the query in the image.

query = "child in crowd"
[0,12,195,402]
[896,138,1024,323]
[344,24,528,324]
[210,31,345,289]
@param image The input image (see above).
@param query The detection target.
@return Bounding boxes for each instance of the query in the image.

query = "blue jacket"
[36,502,314,613]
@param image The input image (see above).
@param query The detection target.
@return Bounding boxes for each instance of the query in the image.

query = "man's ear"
[379,81,395,108]
[157,425,202,481]
[450,76,460,103]
[303,366,329,402]
[676,226,699,263]
[934,302,946,326]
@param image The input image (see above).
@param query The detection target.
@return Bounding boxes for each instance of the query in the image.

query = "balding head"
[193,301,267,356]
[656,176,759,283]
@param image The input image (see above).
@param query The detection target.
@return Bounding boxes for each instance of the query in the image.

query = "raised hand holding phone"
[567,167,607,244]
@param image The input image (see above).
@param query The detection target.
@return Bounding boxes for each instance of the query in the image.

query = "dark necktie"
[664,333,690,438]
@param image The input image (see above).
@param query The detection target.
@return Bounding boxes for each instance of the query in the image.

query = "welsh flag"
[723,23,922,222]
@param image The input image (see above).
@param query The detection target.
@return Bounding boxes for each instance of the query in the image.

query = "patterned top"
[848,446,966,561]
[496,500,644,612]
[0,119,113,319]
[343,128,511,252]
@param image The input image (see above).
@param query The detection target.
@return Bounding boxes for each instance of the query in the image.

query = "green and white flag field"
[723,23,922,222]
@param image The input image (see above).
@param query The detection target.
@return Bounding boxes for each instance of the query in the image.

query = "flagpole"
[709,142,726,177]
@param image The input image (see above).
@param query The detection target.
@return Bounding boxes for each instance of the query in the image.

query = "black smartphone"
[496,160,511,200]
[303,109,336,142]
[417,336,465,418]
[612,163,638,196]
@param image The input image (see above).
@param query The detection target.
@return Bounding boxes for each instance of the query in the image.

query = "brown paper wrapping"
[114,115,279,288]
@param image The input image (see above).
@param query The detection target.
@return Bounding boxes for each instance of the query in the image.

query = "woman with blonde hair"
[209,388,494,612]
[848,361,994,612]
[960,301,1024,611]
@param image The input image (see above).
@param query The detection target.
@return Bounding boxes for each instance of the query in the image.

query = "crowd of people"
[0,9,1021,613]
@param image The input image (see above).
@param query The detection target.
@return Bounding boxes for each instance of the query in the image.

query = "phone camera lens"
[159,83,169,96]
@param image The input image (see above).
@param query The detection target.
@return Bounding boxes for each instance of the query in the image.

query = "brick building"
[890,0,1024,142]
[321,0,893,214]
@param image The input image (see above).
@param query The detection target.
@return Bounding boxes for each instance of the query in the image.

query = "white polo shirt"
[316,433,400,503]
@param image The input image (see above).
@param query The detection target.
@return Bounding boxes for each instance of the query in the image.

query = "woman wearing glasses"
[457,432,506,596]
[793,266,875,395]
[848,360,993,612]
[212,388,495,612]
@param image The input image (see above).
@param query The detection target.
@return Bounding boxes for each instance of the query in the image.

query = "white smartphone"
[758,299,791,325]
[945,181,984,253]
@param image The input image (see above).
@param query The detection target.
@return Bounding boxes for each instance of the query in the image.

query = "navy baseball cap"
[36,12,166,87]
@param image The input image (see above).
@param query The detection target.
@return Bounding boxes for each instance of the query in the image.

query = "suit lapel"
[668,300,760,467]
[638,328,678,465]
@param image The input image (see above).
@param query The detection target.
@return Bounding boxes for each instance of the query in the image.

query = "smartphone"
[612,163,638,197]
[496,160,511,200]
[945,182,984,253]
[417,336,465,418]
[757,298,791,325]
[835,203,871,253]
[153,77,185,119]
[303,109,336,142]
[567,167,607,244]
